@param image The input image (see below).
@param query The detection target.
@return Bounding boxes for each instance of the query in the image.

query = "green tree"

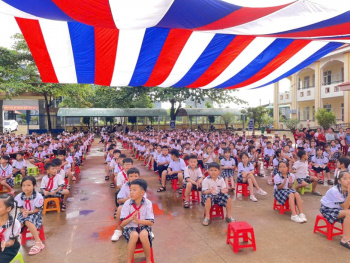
[221,112,234,129]
[315,108,336,130]
[280,118,300,131]
[240,106,269,131]
[151,87,246,121]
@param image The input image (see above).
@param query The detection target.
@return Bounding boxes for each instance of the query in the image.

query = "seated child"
[293,150,321,196]
[320,170,350,249]
[0,194,21,262]
[57,150,73,188]
[112,168,146,242]
[248,145,263,177]
[220,148,235,191]
[264,141,275,167]
[40,163,69,212]
[183,155,203,208]
[109,149,121,188]
[12,153,27,179]
[201,162,235,226]
[237,152,267,202]
[156,146,171,178]
[15,176,45,255]
[29,145,45,165]
[120,179,154,263]
[0,156,14,194]
[116,158,133,190]
[274,161,307,223]
[157,149,186,193]
[203,145,217,169]
[105,147,114,181]
[334,157,350,185]
[311,147,333,185]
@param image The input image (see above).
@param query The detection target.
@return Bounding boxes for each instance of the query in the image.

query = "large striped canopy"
[1,0,350,89]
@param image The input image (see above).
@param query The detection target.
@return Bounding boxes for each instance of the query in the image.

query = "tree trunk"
[170,100,176,121]
[43,93,52,131]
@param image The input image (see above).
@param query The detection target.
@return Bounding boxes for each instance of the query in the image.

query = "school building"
[273,44,350,130]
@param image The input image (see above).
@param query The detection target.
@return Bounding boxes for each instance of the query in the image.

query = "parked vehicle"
[3,120,18,132]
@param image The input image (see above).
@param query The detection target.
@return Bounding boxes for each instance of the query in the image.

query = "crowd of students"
[101,127,350,262]
[0,131,94,262]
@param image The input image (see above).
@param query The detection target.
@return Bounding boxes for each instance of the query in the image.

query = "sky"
[0,14,289,109]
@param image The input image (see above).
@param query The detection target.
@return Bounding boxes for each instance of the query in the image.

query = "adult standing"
[317,129,327,148]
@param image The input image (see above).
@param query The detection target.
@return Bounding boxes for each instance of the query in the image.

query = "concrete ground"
[16,139,348,263]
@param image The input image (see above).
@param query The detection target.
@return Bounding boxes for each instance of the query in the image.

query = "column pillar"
[314,61,321,119]
[0,100,3,133]
[38,100,46,130]
[344,53,350,123]
[273,81,279,129]
[291,74,298,120]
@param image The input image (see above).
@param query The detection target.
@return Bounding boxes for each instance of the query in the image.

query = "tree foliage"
[240,106,269,131]
[315,108,336,130]
[221,112,234,129]
[280,118,300,131]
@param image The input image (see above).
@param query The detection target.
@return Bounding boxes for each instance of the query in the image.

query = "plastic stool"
[171,179,180,191]
[10,252,24,263]
[204,204,224,220]
[21,225,46,245]
[0,185,9,193]
[328,162,336,171]
[27,167,39,176]
[226,221,256,253]
[14,174,22,185]
[293,180,313,195]
[35,162,45,174]
[43,197,61,214]
[314,214,343,240]
[182,189,201,203]
[236,183,250,197]
[313,170,324,181]
[131,240,154,263]
[273,199,291,215]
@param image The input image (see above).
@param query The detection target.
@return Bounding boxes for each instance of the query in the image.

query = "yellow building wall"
[322,97,344,122]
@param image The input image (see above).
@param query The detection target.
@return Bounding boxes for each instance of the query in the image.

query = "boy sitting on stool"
[201,162,235,226]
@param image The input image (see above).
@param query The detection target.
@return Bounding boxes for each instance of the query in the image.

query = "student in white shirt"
[320,171,350,249]
[220,149,235,191]
[183,155,203,208]
[12,152,27,179]
[311,147,332,185]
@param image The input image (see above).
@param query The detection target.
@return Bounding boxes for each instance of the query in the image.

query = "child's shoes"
[291,215,304,223]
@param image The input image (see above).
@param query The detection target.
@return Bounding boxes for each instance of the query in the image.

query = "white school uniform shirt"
[184,167,203,182]
[40,175,65,191]
[237,162,254,178]
[0,217,21,242]
[311,155,328,166]
[15,191,44,211]
[218,148,225,156]
[138,145,146,152]
[66,155,74,165]
[6,146,18,154]
[202,176,226,195]
[0,164,13,178]
[117,182,148,201]
[120,198,154,228]
[117,170,128,187]
[57,169,65,181]
[292,160,309,179]
[264,148,275,157]
[183,148,192,155]
[12,159,26,170]
[157,154,171,166]
[274,172,295,190]
[321,186,348,209]
[114,163,123,174]
[220,158,235,168]
[168,158,186,172]
[203,153,216,164]
[105,154,113,163]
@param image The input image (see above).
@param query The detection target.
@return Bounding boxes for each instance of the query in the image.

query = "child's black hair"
[338,157,350,168]
[207,162,221,170]
[107,147,114,152]
[113,149,121,154]
[315,146,323,153]
[123,158,134,164]
[130,179,148,192]
[58,150,66,156]
[21,175,37,187]
[127,167,140,176]
[188,154,197,160]
[119,154,127,159]
[0,194,18,240]
[240,152,249,160]
[1,155,10,161]
[337,170,350,185]
[161,145,168,149]
[16,152,24,157]
[44,162,55,171]
[170,149,180,158]
[224,148,231,154]
[278,160,289,168]
[51,158,62,167]
[297,150,307,159]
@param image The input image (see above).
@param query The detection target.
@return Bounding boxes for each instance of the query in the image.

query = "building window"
[341,67,344,82]
[342,103,344,121]
[300,92,304,97]
[303,76,310,89]
[304,107,310,121]
[285,94,289,99]
[312,74,315,87]
[280,95,283,100]
[307,90,311,96]
[298,78,301,90]
[325,87,330,93]
[312,106,315,121]
[323,70,332,85]
[323,104,332,112]
[334,86,340,92]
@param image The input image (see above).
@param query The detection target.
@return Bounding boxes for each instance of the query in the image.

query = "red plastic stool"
[131,240,154,263]
[226,221,256,253]
[313,170,324,181]
[182,189,201,203]
[236,183,250,197]
[328,162,336,171]
[75,165,80,175]
[171,179,180,191]
[204,204,224,220]
[21,225,46,245]
[273,199,291,215]
[35,162,45,174]
[313,214,343,240]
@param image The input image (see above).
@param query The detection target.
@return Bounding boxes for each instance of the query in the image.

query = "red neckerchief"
[46,175,55,191]
[0,165,8,178]
[118,201,143,227]
[122,171,128,181]
[0,228,6,243]
[132,202,143,231]
[118,163,124,172]
[38,153,41,159]
[24,200,32,211]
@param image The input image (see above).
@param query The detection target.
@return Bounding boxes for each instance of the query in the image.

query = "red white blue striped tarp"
[1,0,350,89]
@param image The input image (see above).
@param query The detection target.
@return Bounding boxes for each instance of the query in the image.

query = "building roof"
[336,81,350,91]
[177,108,243,117]
[57,108,167,117]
